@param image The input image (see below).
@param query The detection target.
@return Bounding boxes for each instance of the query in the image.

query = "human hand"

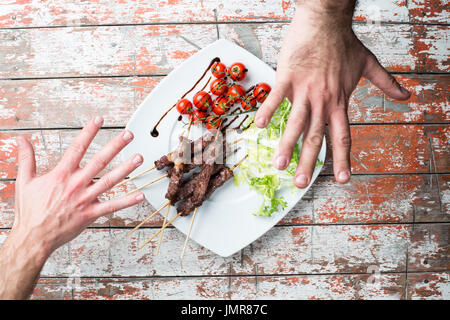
[254,0,410,188]
[11,117,145,258]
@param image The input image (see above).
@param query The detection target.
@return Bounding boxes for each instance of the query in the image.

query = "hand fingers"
[89,192,145,220]
[255,81,290,128]
[87,153,143,198]
[59,117,103,171]
[273,98,309,170]
[328,108,351,183]
[16,136,36,185]
[363,52,410,101]
[80,130,134,183]
[294,106,325,188]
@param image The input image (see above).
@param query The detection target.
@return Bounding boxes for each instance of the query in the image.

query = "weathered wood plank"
[0,23,447,79]
[0,24,218,78]
[2,173,447,229]
[408,0,449,24]
[408,223,449,272]
[350,75,450,124]
[32,273,405,300]
[412,25,450,73]
[0,225,413,277]
[1,74,448,129]
[323,124,441,175]
[0,77,162,129]
[312,174,446,225]
[0,0,414,28]
[407,272,449,300]
[0,125,444,180]
[424,125,450,173]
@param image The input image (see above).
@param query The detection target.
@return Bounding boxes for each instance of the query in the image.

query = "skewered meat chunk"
[154,133,215,170]
[191,135,224,206]
[171,164,226,204]
[165,136,191,201]
[177,166,233,216]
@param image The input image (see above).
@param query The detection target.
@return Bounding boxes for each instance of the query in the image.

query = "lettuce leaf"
[235,98,323,217]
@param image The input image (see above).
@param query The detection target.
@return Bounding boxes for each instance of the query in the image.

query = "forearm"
[295,0,356,27]
[0,229,49,299]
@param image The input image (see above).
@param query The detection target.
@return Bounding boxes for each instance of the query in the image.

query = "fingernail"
[401,87,410,96]
[275,155,289,169]
[123,130,133,141]
[338,170,350,182]
[255,116,267,127]
[94,116,103,126]
[133,154,143,164]
[135,193,144,201]
[295,174,308,187]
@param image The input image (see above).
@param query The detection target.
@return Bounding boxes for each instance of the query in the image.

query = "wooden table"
[0,1,448,300]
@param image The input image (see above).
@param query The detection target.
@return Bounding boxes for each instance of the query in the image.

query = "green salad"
[234,98,323,217]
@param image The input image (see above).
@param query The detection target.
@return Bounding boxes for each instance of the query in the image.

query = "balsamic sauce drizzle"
[150,57,221,137]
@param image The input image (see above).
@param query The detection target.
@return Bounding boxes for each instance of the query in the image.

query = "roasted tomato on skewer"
[226,84,245,104]
[240,95,257,111]
[210,78,228,96]
[176,98,193,115]
[211,61,227,79]
[228,62,247,82]
[253,82,271,103]
[205,116,222,131]
[193,91,213,111]
[212,96,231,115]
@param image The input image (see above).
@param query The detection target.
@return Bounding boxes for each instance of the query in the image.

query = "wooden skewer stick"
[229,137,244,146]
[155,201,170,256]
[185,117,193,138]
[125,173,168,196]
[114,165,156,189]
[127,201,170,236]
[180,207,198,259]
[138,211,183,250]
[231,154,249,171]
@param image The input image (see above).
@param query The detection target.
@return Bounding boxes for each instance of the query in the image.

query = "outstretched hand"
[255,1,410,188]
[0,116,146,299]
[13,117,145,255]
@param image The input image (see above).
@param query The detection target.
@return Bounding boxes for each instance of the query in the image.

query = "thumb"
[17,136,36,184]
[363,51,410,101]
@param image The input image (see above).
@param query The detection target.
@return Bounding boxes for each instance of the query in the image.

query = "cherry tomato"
[211,62,227,79]
[226,84,245,103]
[253,83,271,103]
[228,62,247,81]
[210,78,228,96]
[212,96,231,115]
[175,99,193,114]
[193,91,213,111]
[189,109,207,124]
[205,116,222,131]
[240,95,257,111]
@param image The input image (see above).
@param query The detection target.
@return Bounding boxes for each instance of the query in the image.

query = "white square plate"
[121,39,325,257]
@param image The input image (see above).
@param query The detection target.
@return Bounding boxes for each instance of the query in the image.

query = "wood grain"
[407,272,449,299]
[1,223,445,278]
[31,273,406,300]
[0,0,428,28]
